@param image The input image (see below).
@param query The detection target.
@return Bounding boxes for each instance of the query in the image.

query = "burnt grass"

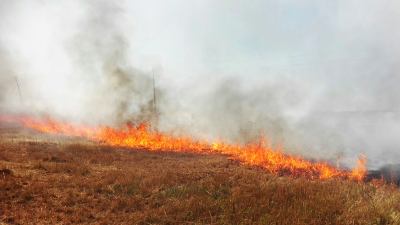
[0,128,400,225]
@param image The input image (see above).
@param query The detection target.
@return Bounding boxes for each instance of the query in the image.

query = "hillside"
[0,126,400,225]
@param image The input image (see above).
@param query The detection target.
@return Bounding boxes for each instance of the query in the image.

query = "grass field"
[1,125,400,225]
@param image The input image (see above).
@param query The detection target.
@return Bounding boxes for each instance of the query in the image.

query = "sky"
[1,0,400,168]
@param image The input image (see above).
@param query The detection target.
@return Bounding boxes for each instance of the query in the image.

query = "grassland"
[0,125,400,225]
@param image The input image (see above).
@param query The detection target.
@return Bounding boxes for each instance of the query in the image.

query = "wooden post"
[152,69,157,115]
[14,76,23,104]
[152,69,158,130]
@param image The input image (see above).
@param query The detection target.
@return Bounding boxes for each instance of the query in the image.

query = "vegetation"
[0,128,400,225]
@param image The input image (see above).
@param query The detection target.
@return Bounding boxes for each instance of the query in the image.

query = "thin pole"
[151,69,158,130]
[152,69,157,115]
[14,76,22,104]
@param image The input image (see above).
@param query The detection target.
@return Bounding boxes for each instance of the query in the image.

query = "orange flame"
[0,115,366,181]
[351,154,367,181]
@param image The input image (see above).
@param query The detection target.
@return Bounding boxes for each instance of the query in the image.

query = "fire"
[0,115,366,181]
[351,154,367,181]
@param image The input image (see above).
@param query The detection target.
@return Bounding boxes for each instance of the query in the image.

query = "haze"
[1,0,400,168]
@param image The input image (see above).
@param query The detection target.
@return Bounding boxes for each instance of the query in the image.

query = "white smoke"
[1,0,400,168]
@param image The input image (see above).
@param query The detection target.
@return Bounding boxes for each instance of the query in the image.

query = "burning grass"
[0,128,399,224]
[0,115,366,181]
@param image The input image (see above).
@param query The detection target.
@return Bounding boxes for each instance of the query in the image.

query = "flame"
[0,115,366,181]
[351,154,367,181]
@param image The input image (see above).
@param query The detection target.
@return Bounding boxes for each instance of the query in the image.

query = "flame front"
[1,115,366,181]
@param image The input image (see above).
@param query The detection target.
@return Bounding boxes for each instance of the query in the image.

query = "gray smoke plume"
[0,0,157,125]
[68,1,156,125]
[1,0,400,169]
[0,50,10,104]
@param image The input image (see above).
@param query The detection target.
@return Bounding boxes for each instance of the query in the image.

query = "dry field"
[1,124,400,225]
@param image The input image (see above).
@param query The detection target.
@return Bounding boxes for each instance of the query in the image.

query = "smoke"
[1,0,400,168]
[68,1,156,125]
[0,0,156,125]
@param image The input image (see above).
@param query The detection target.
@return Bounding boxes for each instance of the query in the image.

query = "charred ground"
[0,125,400,225]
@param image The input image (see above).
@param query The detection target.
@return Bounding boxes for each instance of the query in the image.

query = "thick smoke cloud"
[0,0,156,125]
[69,1,156,125]
[0,49,15,108]
[1,0,400,168]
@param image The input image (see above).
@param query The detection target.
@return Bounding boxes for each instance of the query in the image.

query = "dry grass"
[0,127,400,225]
